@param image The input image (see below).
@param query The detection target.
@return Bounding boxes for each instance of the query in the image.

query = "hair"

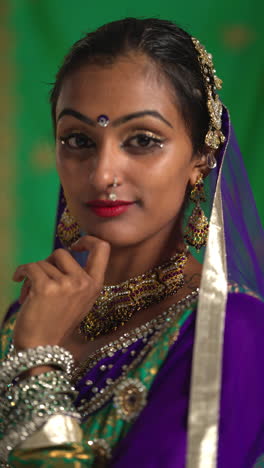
[50,17,210,154]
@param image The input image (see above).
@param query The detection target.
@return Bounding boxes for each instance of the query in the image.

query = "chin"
[82,224,145,248]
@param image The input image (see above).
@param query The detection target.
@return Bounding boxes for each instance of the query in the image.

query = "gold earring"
[184,174,209,252]
[57,205,81,248]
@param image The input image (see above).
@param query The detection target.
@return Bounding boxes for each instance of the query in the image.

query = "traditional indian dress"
[1,106,264,467]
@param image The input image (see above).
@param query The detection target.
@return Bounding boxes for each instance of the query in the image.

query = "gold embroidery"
[80,306,195,454]
[87,438,111,460]
[168,328,180,347]
[76,302,190,419]
[7,299,196,466]
[13,443,92,463]
[228,281,263,301]
[0,314,16,361]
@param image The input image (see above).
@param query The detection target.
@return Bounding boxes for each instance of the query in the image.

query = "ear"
[189,144,218,185]
[189,153,208,186]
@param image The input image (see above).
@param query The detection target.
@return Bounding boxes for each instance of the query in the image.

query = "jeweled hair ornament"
[191,38,225,170]
[187,37,228,468]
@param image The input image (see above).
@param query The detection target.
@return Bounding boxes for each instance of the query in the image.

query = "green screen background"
[1,0,263,317]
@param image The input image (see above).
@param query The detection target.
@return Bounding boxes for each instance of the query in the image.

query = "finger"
[13,259,63,284]
[46,249,85,276]
[72,235,110,282]
[19,279,31,305]
[36,260,64,280]
[13,263,47,288]
[13,269,28,282]
[13,265,27,282]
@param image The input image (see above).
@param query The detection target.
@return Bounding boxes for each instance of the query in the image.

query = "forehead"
[56,55,182,126]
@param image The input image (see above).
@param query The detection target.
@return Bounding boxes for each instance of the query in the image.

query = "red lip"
[86,200,134,217]
[87,200,133,207]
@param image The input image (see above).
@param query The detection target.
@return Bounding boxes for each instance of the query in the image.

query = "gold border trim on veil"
[186,114,230,468]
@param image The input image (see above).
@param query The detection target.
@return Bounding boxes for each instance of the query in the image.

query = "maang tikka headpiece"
[191,37,225,168]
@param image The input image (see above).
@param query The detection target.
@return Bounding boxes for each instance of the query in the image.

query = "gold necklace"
[73,288,199,384]
[75,290,199,420]
[79,250,188,340]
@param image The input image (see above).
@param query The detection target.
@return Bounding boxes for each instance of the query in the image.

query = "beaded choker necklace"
[79,249,188,340]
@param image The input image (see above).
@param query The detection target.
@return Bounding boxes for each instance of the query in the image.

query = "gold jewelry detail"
[87,438,111,461]
[113,378,147,421]
[79,250,188,340]
[57,205,81,248]
[75,290,199,419]
[72,288,199,383]
[191,37,226,152]
[184,175,209,251]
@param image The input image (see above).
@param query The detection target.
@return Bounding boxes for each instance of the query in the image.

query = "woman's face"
[55,54,202,247]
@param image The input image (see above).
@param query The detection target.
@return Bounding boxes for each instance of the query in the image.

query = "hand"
[12,236,110,351]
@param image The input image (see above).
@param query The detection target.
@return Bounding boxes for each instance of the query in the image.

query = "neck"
[103,224,185,285]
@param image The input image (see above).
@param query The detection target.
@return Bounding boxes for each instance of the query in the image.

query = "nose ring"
[108,177,118,201]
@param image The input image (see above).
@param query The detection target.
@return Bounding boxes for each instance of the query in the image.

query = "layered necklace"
[79,249,189,340]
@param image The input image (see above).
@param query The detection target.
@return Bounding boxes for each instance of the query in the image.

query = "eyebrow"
[112,110,173,128]
[57,108,173,128]
[57,109,96,126]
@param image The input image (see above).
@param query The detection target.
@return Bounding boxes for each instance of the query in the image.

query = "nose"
[88,140,122,193]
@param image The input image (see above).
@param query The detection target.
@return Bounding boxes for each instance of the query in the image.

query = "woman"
[1,17,264,468]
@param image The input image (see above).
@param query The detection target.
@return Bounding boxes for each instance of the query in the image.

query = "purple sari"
[4,290,264,467]
[108,292,264,468]
[3,292,264,468]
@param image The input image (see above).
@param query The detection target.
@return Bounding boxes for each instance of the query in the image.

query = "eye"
[123,132,165,152]
[59,133,94,150]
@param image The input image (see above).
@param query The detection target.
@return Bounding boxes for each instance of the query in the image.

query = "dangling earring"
[184,174,209,252]
[57,205,81,248]
[206,151,217,169]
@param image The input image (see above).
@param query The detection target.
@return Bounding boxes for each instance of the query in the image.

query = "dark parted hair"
[50,17,209,154]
